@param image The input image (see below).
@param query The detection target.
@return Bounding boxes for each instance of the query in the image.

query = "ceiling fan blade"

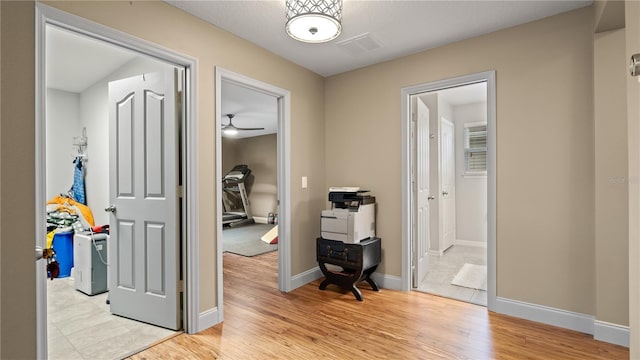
[222,114,265,131]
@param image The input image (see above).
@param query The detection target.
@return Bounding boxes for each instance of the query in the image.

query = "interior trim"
[497,297,631,347]
[594,320,630,347]
[291,267,323,290]
[371,273,403,291]
[453,239,487,248]
[35,4,200,358]
[400,70,497,312]
[198,307,220,332]
[496,296,593,334]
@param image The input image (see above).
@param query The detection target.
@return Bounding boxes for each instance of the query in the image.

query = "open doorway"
[220,80,280,280]
[215,68,292,318]
[411,83,488,306]
[402,71,496,310]
[44,24,181,359]
[39,17,193,359]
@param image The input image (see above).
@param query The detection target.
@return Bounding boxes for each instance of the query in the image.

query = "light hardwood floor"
[129,251,628,360]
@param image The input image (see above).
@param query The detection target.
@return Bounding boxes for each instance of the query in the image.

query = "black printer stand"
[316,237,381,301]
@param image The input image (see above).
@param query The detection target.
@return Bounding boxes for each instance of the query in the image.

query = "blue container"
[52,231,74,278]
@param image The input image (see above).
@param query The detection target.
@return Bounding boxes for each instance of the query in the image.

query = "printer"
[321,187,376,243]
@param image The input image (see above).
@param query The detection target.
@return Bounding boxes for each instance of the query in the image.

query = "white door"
[412,97,430,287]
[440,117,455,252]
[107,70,180,330]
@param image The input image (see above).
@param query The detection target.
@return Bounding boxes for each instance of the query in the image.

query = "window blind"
[464,125,487,173]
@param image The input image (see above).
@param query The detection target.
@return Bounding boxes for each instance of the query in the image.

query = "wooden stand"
[316,237,381,301]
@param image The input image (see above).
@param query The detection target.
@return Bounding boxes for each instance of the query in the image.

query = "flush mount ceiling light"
[285,0,343,43]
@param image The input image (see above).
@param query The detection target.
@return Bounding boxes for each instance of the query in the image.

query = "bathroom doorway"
[402,71,496,310]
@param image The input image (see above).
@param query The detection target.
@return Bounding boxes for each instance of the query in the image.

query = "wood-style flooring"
[129,251,628,359]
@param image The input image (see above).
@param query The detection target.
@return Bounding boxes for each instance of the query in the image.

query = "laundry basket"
[52,231,74,278]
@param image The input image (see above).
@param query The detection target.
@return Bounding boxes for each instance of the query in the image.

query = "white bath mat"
[451,263,487,291]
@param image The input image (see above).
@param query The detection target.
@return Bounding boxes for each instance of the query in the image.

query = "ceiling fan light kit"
[222,113,265,136]
[285,0,342,43]
[223,127,238,136]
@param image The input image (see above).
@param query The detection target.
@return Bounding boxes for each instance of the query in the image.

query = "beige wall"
[0,1,326,354]
[594,0,625,33]
[42,0,326,311]
[1,0,637,356]
[0,2,36,357]
[326,8,596,314]
[626,0,640,356]
[221,137,239,175]
[222,134,278,218]
[594,28,629,326]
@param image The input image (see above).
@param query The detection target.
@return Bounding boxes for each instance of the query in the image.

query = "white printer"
[321,187,376,243]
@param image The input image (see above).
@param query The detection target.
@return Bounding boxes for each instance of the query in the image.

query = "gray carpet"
[223,223,278,257]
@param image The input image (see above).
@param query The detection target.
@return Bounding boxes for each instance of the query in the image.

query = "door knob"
[36,246,57,261]
[428,196,435,200]
[631,53,640,76]
[442,191,449,196]
[105,204,117,213]
[36,246,56,261]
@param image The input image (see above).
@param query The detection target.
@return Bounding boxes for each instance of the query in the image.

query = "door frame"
[35,3,200,357]
[214,67,292,319]
[400,71,496,311]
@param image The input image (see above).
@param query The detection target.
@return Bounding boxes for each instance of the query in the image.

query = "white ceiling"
[165,0,592,77]
[221,81,278,139]
[437,82,486,106]
[47,1,591,139]
[46,25,136,93]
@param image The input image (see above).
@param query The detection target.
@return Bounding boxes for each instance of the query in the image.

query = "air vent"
[335,33,382,57]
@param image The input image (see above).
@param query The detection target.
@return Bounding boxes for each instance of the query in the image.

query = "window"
[464,122,487,175]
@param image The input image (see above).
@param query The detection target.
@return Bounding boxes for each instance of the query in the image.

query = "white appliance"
[73,232,109,296]
[320,188,376,243]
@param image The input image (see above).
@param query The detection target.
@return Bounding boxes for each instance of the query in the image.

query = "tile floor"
[47,277,178,360]
[416,245,487,306]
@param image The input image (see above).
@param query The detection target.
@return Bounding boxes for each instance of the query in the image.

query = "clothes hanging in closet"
[71,156,86,205]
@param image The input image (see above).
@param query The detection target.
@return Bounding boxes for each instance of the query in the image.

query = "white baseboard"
[454,239,487,248]
[253,216,268,224]
[594,320,630,347]
[428,249,444,256]
[197,307,220,333]
[290,266,323,291]
[289,267,403,293]
[495,297,594,335]
[371,272,403,291]
[495,297,629,348]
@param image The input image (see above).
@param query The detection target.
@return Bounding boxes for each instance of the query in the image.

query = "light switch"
[301,176,308,189]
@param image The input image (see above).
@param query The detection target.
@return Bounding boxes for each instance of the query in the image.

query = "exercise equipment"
[261,225,278,244]
[222,164,255,227]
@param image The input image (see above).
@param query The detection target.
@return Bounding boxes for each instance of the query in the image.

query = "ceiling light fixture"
[222,114,264,136]
[285,0,342,43]
[223,127,238,136]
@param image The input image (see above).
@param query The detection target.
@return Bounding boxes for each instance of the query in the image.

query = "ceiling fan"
[222,113,265,135]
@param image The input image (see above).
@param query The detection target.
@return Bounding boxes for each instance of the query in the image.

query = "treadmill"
[222,164,255,227]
